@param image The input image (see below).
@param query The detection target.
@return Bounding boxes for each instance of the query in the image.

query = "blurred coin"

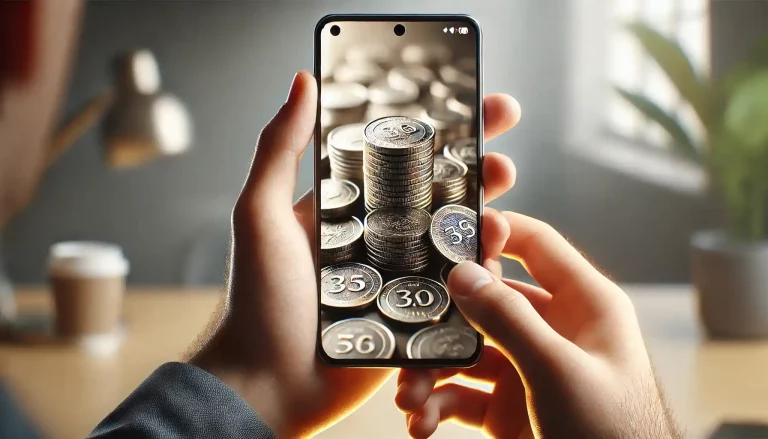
[421,107,471,152]
[366,102,426,122]
[446,90,476,119]
[443,138,478,170]
[402,43,452,67]
[328,123,367,182]
[377,276,450,324]
[321,82,368,110]
[389,65,435,93]
[333,61,384,86]
[368,79,419,106]
[322,318,396,359]
[455,57,477,76]
[439,65,476,90]
[320,262,383,309]
[406,324,478,359]
[346,43,394,68]
[321,179,360,219]
[430,205,478,263]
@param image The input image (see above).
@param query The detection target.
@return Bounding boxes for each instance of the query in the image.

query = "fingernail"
[285,72,301,103]
[448,262,493,298]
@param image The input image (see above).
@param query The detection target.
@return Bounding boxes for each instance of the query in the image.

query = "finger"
[483,94,522,142]
[481,153,516,203]
[501,278,552,314]
[500,211,620,313]
[408,384,490,439]
[293,188,314,236]
[483,259,503,278]
[237,71,317,216]
[396,346,510,413]
[448,262,572,368]
[480,208,509,278]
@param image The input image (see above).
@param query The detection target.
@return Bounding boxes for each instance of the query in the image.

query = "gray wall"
[5,0,567,284]
[6,0,765,285]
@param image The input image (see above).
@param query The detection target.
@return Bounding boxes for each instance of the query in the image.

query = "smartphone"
[315,14,483,367]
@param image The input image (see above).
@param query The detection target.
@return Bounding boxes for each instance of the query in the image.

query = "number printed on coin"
[406,324,478,359]
[365,208,431,240]
[321,179,359,210]
[321,217,363,250]
[377,276,450,324]
[364,116,434,151]
[322,318,396,360]
[430,205,478,263]
[320,263,383,309]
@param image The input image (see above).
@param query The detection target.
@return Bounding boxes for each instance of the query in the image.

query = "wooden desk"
[1,286,767,439]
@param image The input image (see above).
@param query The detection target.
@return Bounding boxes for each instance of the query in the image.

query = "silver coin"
[433,156,468,183]
[320,263,383,309]
[439,64,476,91]
[368,79,419,106]
[321,217,364,251]
[447,91,476,119]
[388,65,435,91]
[430,205,478,263]
[377,276,450,324]
[366,102,426,122]
[406,324,478,359]
[429,79,457,101]
[321,83,368,110]
[333,61,384,86]
[322,318,396,359]
[443,139,478,169]
[422,107,470,131]
[401,44,452,67]
[367,258,431,274]
[363,116,435,154]
[328,123,367,152]
[321,179,359,219]
[365,208,431,240]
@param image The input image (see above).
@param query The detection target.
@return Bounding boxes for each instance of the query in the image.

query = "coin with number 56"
[322,318,396,359]
[430,204,478,263]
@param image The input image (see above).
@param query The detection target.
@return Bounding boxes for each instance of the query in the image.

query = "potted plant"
[618,23,768,338]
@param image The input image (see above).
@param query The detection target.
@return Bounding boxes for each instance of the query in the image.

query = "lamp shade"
[103,50,192,168]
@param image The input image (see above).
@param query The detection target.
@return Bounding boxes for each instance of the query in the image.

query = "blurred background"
[5,0,752,286]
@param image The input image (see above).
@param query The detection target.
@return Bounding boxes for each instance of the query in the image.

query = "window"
[607,0,710,150]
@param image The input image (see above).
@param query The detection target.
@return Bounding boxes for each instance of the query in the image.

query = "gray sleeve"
[89,362,277,439]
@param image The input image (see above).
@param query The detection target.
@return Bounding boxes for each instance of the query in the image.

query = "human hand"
[396,213,682,438]
[186,70,523,438]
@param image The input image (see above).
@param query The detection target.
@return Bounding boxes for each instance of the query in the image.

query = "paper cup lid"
[48,241,129,278]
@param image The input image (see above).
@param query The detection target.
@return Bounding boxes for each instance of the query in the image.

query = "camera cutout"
[394,24,405,36]
[330,25,340,36]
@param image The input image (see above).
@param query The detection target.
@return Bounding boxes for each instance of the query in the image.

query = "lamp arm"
[47,89,114,167]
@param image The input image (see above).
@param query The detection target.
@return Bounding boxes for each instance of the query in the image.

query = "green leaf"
[626,22,713,127]
[724,72,768,152]
[615,87,699,160]
[720,33,768,99]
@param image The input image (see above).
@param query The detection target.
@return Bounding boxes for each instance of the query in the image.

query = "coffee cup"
[47,241,129,340]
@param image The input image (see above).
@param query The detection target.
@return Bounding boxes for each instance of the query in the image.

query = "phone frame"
[314,14,484,368]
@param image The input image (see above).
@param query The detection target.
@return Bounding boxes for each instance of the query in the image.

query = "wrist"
[188,335,288,437]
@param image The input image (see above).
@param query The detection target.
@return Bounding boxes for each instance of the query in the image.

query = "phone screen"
[316,16,482,366]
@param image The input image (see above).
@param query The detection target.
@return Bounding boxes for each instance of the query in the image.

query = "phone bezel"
[314,14,484,368]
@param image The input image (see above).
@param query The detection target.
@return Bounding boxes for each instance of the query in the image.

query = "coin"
[365,208,431,240]
[443,139,478,169]
[366,102,426,122]
[321,179,360,219]
[433,156,468,208]
[322,318,396,359]
[328,123,367,182]
[321,83,368,111]
[368,79,419,106]
[377,276,450,324]
[321,217,363,249]
[363,116,434,154]
[430,205,478,263]
[421,107,471,152]
[401,43,452,67]
[346,43,393,68]
[388,65,435,93]
[320,263,383,309]
[333,61,384,86]
[439,64,476,91]
[406,324,478,359]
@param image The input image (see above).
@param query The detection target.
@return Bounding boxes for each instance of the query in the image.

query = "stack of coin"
[420,107,471,152]
[363,116,435,212]
[432,156,468,208]
[365,78,421,122]
[328,123,366,183]
[320,179,360,219]
[364,208,432,274]
[444,139,478,208]
[321,83,368,140]
[320,217,363,265]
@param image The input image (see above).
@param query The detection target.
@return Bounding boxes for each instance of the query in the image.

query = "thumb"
[447,262,568,369]
[236,71,317,219]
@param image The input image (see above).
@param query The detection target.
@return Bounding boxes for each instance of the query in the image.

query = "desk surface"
[1,285,767,439]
